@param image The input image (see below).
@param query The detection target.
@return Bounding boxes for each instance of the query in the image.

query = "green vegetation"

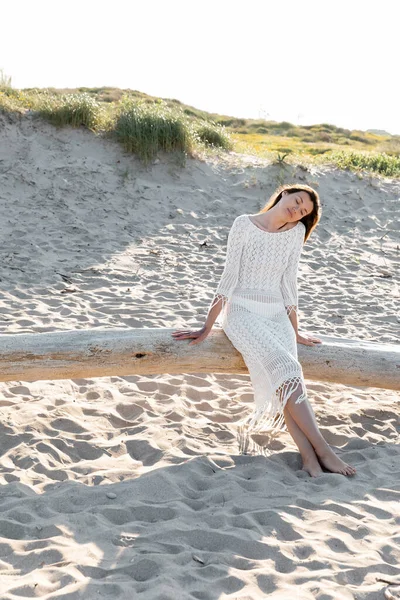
[194,121,233,150]
[327,150,400,177]
[0,74,399,176]
[36,92,103,130]
[114,98,193,161]
[0,68,11,87]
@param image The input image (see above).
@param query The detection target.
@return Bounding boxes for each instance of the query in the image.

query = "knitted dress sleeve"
[207,215,246,325]
[279,226,304,317]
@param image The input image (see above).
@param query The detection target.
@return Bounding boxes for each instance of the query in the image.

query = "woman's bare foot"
[301,453,324,478]
[316,446,356,476]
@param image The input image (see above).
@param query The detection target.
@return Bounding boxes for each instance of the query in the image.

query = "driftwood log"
[0,327,399,390]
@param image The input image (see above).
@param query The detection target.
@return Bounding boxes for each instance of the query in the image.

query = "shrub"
[218,117,246,128]
[320,123,337,132]
[279,121,294,130]
[184,108,199,118]
[314,132,333,143]
[286,129,303,137]
[0,87,41,112]
[349,133,373,145]
[36,92,102,129]
[114,98,192,162]
[194,121,233,150]
[328,150,400,176]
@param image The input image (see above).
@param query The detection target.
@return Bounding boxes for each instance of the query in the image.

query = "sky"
[1,0,398,134]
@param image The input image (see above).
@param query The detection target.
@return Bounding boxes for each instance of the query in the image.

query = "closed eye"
[297,196,306,216]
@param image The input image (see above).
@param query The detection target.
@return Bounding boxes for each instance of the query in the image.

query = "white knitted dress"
[208,214,308,449]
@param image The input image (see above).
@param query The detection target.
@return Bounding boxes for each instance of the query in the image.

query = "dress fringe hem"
[236,375,307,456]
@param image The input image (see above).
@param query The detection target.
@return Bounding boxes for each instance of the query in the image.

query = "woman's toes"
[340,464,354,476]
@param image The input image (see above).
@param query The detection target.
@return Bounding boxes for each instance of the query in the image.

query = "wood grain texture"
[1,328,399,390]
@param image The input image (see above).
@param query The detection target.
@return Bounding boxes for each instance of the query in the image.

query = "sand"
[0,111,399,599]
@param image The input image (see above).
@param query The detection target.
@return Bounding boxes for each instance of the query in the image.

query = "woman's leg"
[285,388,356,476]
[283,405,323,477]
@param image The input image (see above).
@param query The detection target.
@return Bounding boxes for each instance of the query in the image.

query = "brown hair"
[260,183,321,243]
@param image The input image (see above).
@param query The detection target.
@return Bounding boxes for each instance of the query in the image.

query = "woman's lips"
[287,207,292,217]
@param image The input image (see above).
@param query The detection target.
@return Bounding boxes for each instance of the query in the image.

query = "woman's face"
[281,190,314,221]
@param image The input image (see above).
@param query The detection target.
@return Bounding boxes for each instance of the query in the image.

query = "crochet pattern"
[207,214,307,453]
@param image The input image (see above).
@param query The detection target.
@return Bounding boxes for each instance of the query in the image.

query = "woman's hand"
[171,325,211,346]
[296,332,322,346]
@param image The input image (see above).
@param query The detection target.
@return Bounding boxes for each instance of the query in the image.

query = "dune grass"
[114,98,194,162]
[325,150,400,177]
[0,75,398,176]
[35,92,103,130]
[194,121,233,151]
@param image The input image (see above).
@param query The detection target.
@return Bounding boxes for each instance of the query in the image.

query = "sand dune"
[0,112,399,599]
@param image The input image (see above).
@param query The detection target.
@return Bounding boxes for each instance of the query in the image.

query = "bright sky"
[1,0,398,134]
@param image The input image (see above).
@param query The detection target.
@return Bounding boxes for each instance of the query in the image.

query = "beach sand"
[0,112,399,599]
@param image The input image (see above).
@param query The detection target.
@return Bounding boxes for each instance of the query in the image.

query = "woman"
[172,184,356,478]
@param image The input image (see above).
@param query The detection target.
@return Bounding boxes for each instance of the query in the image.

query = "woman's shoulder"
[298,220,306,229]
[297,220,306,233]
[295,221,306,249]
[290,219,306,237]
[230,214,249,229]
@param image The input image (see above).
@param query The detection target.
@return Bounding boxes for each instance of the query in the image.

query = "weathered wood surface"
[0,328,399,390]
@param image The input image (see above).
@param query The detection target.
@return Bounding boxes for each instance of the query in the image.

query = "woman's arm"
[205,215,246,330]
[280,228,304,334]
[280,227,322,347]
[287,307,299,335]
